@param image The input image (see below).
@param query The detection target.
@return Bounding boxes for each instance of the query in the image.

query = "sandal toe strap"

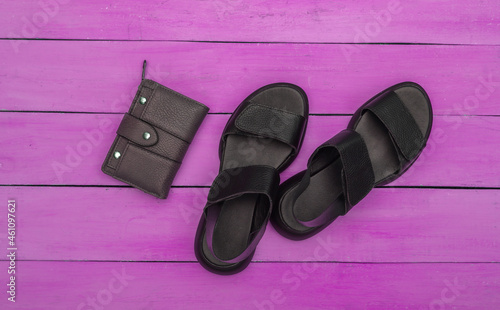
[363,91,424,161]
[292,129,375,227]
[224,104,305,155]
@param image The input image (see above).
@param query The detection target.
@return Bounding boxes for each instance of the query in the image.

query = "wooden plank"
[1,187,498,262]
[1,0,499,44]
[1,41,500,114]
[0,261,498,309]
[0,113,499,187]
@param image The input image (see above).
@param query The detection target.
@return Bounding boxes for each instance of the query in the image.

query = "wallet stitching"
[121,139,183,164]
[102,138,116,171]
[111,174,163,199]
[113,144,180,198]
[138,84,190,143]
[139,83,157,119]
[103,136,122,171]
[130,83,146,115]
[152,80,209,111]
[138,83,195,144]
[115,114,190,162]
[113,143,130,175]
[118,114,159,147]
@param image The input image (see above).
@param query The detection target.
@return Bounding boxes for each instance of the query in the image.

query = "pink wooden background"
[1,1,499,309]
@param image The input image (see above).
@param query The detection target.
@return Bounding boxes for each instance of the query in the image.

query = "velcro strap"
[313,129,375,213]
[207,165,279,204]
[235,104,304,150]
[364,92,424,160]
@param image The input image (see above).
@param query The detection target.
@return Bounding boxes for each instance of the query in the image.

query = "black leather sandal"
[272,82,432,240]
[195,83,308,274]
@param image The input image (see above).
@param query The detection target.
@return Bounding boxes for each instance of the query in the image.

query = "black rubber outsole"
[194,216,256,275]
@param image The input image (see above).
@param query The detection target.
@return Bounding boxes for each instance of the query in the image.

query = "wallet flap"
[130,79,209,143]
[117,114,158,147]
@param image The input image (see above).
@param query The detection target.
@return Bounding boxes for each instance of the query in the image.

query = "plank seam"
[1,184,500,190]
[0,259,498,264]
[1,38,499,46]
[2,111,500,117]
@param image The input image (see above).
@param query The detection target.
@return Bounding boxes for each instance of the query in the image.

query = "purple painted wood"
[0,261,498,309]
[1,1,500,308]
[1,41,499,114]
[1,113,498,187]
[1,1,499,44]
[1,187,498,262]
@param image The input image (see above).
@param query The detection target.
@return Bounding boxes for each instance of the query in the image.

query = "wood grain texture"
[1,0,499,44]
[1,41,500,114]
[0,187,498,262]
[0,261,498,310]
[1,113,499,187]
[1,2,500,308]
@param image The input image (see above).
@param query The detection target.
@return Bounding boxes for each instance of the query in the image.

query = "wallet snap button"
[114,151,122,159]
[143,132,151,140]
[139,97,147,104]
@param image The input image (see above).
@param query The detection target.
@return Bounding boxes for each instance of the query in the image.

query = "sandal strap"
[363,91,424,161]
[292,129,375,227]
[311,129,375,210]
[224,104,305,154]
[207,165,279,203]
[204,165,279,263]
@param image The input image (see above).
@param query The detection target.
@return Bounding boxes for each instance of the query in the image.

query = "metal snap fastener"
[143,132,151,140]
[139,97,147,104]
[113,151,121,159]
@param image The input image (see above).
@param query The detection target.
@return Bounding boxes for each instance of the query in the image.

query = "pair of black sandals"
[195,82,433,275]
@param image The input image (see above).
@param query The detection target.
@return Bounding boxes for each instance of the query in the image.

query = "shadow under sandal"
[272,82,433,240]
[195,83,308,274]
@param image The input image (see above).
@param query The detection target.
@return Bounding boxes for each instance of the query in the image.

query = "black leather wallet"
[102,61,209,199]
